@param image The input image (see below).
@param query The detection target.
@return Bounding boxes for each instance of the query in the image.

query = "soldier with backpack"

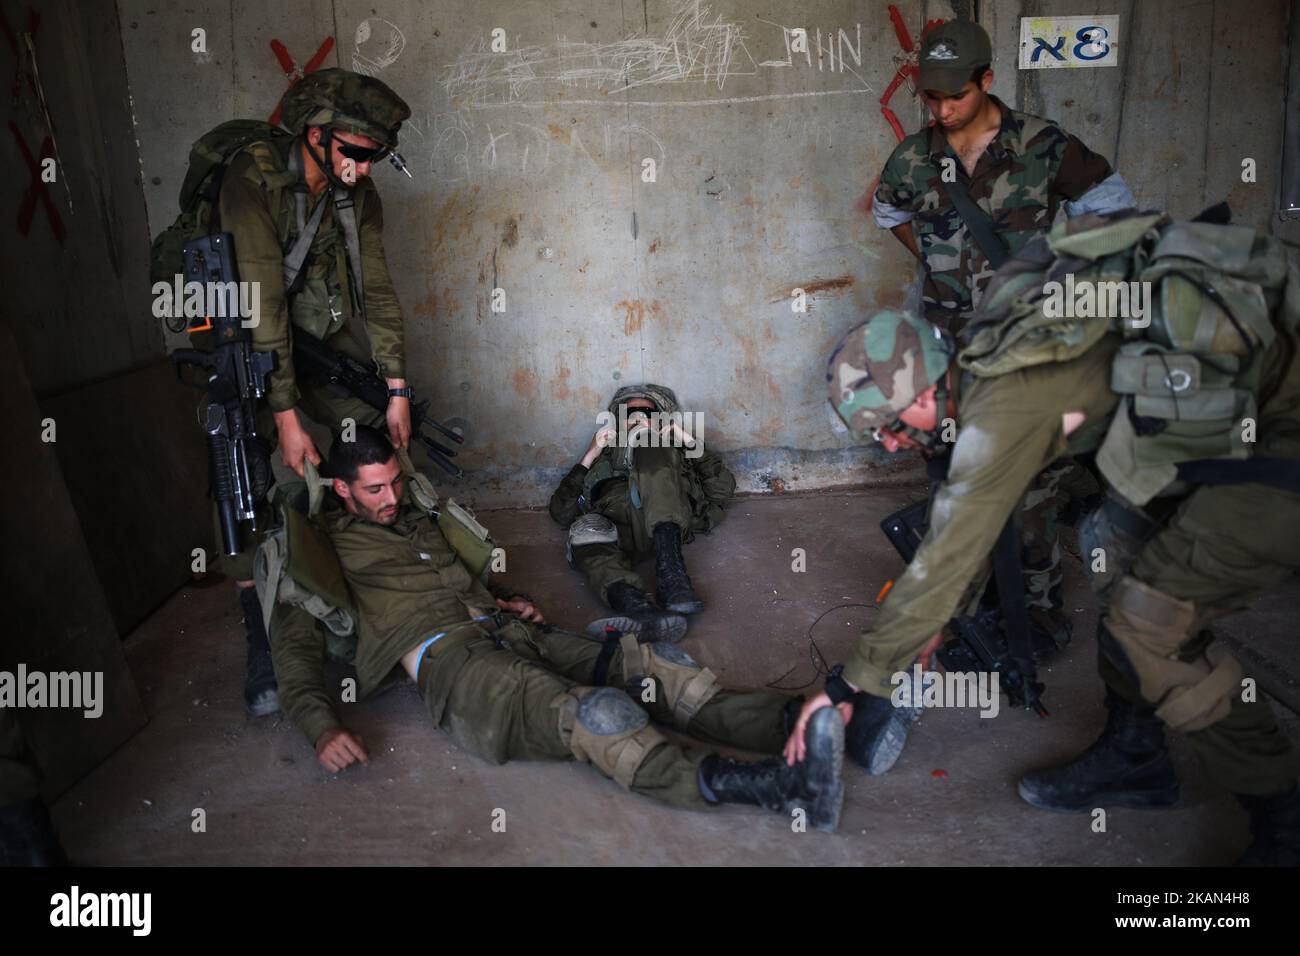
[152,68,415,716]
[795,209,1300,864]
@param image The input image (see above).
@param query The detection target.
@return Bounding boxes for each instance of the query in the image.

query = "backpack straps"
[333,187,366,320]
[283,145,330,294]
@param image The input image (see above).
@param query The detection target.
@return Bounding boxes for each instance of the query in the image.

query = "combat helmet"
[826,310,954,442]
[278,67,410,149]
[608,383,680,416]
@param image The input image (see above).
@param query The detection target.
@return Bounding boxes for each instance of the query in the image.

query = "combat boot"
[587,581,688,643]
[698,706,844,831]
[653,522,704,614]
[0,797,68,866]
[845,681,922,777]
[239,586,280,717]
[1018,689,1180,812]
[1235,785,1300,866]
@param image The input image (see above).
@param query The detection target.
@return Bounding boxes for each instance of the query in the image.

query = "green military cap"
[917,20,992,95]
[279,68,411,148]
[826,310,953,438]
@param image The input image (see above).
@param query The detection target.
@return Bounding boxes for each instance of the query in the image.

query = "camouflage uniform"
[269,494,792,809]
[873,92,1117,632]
[548,385,736,607]
[828,211,1300,802]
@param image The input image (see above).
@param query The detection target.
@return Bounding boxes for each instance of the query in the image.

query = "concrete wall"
[119,0,1297,507]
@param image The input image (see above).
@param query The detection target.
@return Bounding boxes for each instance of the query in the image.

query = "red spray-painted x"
[268,36,335,125]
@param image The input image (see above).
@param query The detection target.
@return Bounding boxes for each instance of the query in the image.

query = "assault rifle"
[169,233,276,556]
[881,499,1049,716]
[291,328,465,478]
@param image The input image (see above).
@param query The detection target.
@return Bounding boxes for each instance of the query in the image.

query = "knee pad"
[1105,576,1243,733]
[555,686,668,788]
[566,513,620,564]
[1079,493,1160,603]
[623,641,720,730]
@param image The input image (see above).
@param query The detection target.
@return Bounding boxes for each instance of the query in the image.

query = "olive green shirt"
[269,493,517,745]
[218,141,406,413]
[843,336,1122,694]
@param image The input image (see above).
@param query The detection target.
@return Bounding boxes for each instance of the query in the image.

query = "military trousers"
[570,445,702,605]
[1020,457,1098,635]
[1097,478,1300,796]
[417,618,790,809]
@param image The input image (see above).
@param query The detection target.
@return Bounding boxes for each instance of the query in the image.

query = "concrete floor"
[54,486,1300,865]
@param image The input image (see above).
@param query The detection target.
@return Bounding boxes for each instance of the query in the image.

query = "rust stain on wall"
[513,367,538,396]
[614,298,662,336]
[552,364,572,401]
[768,275,855,303]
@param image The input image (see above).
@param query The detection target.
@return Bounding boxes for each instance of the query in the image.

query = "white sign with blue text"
[1018,15,1120,70]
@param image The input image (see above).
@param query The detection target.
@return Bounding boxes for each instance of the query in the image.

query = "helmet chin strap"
[303,128,349,191]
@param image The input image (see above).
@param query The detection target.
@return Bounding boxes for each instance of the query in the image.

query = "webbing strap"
[936,170,1010,270]
[334,189,366,319]
[1176,457,1300,493]
[283,145,328,293]
[673,668,719,730]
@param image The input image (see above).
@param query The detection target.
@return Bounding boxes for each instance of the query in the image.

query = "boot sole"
[849,703,921,777]
[1016,779,1181,813]
[585,614,688,644]
[795,708,845,832]
[245,688,281,718]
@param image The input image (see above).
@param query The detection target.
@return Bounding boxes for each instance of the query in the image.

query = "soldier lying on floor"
[259,425,846,830]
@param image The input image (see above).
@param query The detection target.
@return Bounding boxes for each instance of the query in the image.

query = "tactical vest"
[254,450,497,661]
[151,120,370,345]
[957,211,1300,505]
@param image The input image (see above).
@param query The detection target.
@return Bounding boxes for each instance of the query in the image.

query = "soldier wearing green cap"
[207,68,415,717]
[790,210,1300,864]
[871,18,1131,651]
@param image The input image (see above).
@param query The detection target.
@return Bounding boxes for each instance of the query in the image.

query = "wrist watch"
[824,664,856,705]
[388,386,414,399]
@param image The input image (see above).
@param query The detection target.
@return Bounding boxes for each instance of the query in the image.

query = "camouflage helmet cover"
[827,310,953,438]
[608,383,680,416]
[278,68,411,148]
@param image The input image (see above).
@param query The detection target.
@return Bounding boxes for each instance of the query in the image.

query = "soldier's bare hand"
[315,728,369,773]
[582,427,617,467]
[275,409,322,478]
[496,597,545,624]
[783,691,853,766]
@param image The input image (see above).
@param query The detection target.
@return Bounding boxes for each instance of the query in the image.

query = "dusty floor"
[54,487,1300,865]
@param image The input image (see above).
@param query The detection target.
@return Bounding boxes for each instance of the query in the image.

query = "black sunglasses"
[336,140,390,163]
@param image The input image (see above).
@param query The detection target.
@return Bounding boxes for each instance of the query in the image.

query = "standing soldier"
[869,18,1134,649]
[184,69,415,715]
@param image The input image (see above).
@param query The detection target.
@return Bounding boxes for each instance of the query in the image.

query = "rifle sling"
[991,514,1036,695]
[935,168,1010,270]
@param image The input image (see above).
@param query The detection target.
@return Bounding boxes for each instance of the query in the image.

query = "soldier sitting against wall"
[549,384,736,643]
[265,426,847,830]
